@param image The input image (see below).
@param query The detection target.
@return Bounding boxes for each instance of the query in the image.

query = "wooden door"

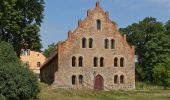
[94,75,104,90]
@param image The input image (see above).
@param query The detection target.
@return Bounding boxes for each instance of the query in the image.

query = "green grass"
[38,83,170,100]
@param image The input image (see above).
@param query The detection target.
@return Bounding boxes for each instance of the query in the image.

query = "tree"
[0,0,45,56]
[153,58,170,89]
[0,41,39,100]
[119,17,168,82]
[43,43,56,58]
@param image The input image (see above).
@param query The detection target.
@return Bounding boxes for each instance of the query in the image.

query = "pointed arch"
[94,74,104,90]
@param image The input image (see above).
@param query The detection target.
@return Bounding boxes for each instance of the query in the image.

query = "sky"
[40,0,170,50]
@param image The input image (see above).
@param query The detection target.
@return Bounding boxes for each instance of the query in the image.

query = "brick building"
[40,2,135,90]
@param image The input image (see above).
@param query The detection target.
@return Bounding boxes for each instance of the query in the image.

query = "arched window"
[120,75,124,84]
[114,75,118,84]
[94,57,98,67]
[79,75,83,84]
[111,39,115,49]
[79,56,83,67]
[89,38,93,48]
[114,57,118,67]
[72,75,76,85]
[72,56,76,67]
[120,57,124,67]
[100,57,104,67]
[82,38,86,48]
[97,19,101,30]
[104,39,109,49]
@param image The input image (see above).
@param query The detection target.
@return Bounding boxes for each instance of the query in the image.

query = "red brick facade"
[40,2,135,90]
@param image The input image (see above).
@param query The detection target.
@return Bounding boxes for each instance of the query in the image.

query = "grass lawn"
[38,83,170,100]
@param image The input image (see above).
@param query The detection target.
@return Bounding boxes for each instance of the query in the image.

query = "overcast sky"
[40,0,170,50]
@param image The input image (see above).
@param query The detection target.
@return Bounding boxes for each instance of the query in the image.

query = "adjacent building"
[40,2,135,90]
[20,49,46,76]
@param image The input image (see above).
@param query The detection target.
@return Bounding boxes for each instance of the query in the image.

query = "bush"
[0,94,6,100]
[0,41,39,100]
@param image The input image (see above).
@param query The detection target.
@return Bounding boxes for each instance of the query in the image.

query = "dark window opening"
[89,38,93,48]
[111,39,115,49]
[120,75,124,84]
[100,57,104,67]
[120,57,124,67]
[37,62,41,67]
[94,57,98,67]
[114,57,118,67]
[72,75,76,85]
[114,75,118,84]
[82,38,86,48]
[24,62,29,67]
[79,56,83,67]
[72,56,76,67]
[97,19,101,30]
[104,39,109,49]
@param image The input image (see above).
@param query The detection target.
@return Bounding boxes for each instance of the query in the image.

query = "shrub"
[0,41,39,100]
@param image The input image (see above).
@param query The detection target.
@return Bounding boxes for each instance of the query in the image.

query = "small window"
[79,56,83,67]
[82,38,86,48]
[72,56,76,67]
[79,75,83,84]
[25,61,29,67]
[27,50,30,56]
[114,75,118,84]
[94,57,98,67]
[111,39,115,49]
[120,57,124,67]
[114,57,118,67]
[37,62,41,67]
[120,75,124,84]
[97,19,101,30]
[104,39,109,49]
[72,75,76,85]
[100,57,104,67]
[89,38,93,48]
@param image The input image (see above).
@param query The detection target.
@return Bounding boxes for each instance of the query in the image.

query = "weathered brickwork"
[40,2,135,90]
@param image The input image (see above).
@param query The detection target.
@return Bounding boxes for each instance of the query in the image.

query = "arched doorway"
[94,74,104,90]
